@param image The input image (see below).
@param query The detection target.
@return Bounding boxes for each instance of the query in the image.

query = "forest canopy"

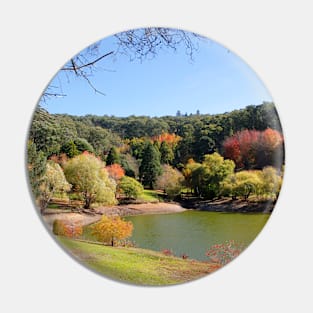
[29,102,283,164]
[28,101,284,208]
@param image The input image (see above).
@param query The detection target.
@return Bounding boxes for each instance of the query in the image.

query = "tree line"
[30,102,283,163]
[28,102,284,212]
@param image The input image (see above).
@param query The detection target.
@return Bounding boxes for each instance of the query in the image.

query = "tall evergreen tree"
[27,141,46,199]
[106,147,120,165]
[160,141,174,164]
[139,142,162,189]
[74,138,94,153]
[60,140,79,158]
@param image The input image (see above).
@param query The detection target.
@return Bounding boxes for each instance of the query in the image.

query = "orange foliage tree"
[151,133,181,147]
[105,163,125,182]
[91,215,133,246]
[52,219,83,238]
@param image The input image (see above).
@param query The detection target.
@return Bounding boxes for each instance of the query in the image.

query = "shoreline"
[42,198,273,228]
[178,198,275,214]
[42,202,186,228]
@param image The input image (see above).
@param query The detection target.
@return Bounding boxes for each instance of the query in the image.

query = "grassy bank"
[58,237,218,286]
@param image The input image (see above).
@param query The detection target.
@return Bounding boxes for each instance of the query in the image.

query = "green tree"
[159,141,174,164]
[182,159,201,194]
[106,147,121,165]
[64,152,116,209]
[27,140,46,199]
[118,176,144,199]
[29,107,62,156]
[139,142,162,189]
[222,171,262,200]
[60,140,79,158]
[74,137,94,153]
[88,126,115,156]
[39,161,71,213]
[191,153,235,199]
[259,166,282,200]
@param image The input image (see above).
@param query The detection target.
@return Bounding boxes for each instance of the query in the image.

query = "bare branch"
[61,51,114,71]
[42,28,204,101]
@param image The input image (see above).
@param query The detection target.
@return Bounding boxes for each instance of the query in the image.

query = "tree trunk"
[84,195,91,209]
[39,198,48,214]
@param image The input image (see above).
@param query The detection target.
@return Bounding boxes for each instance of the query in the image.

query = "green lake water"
[125,210,270,261]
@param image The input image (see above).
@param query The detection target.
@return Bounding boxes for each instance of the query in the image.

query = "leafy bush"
[52,219,83,238]
[206,240,246,266]
[118,176,144,199]
[161,249,173,256]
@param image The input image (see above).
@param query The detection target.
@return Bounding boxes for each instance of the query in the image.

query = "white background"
[1,1,312,312]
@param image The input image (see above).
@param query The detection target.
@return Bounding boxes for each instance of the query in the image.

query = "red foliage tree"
[257,128,284,168]
[222,128,284,169]
[223,136,241,167]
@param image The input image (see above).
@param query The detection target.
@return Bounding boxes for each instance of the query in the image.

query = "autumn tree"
[256,128,284,169]
[152,133,181,147]
[52,219,83,238]
[105,163,125,182]
[39,161,71,213]
[118,176,144,199]
[139,141,162,189]
[91,215,133,246]
[156,165,185,199]
[223,128,284,169]
[64,152,116,209]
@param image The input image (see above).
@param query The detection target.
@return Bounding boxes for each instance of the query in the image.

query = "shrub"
[118,176,144,199]
[206,240,246,266]
[52,219,83,238]
[161,249,173,256]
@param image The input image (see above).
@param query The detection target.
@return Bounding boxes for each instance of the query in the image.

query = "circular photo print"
[27,27,284,286]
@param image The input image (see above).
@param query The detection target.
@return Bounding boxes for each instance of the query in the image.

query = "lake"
[125,210,270,261]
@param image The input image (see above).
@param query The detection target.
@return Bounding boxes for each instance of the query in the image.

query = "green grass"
[137,189,161,203]
[58,237,218,286]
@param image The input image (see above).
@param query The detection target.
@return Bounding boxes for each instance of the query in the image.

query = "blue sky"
[42,31,272,117]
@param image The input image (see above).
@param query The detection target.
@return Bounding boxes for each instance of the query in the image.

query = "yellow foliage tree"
[91,215,133,246]
[64,152,116,209]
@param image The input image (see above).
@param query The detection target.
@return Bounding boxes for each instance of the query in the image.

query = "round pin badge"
[27,27,284,286]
